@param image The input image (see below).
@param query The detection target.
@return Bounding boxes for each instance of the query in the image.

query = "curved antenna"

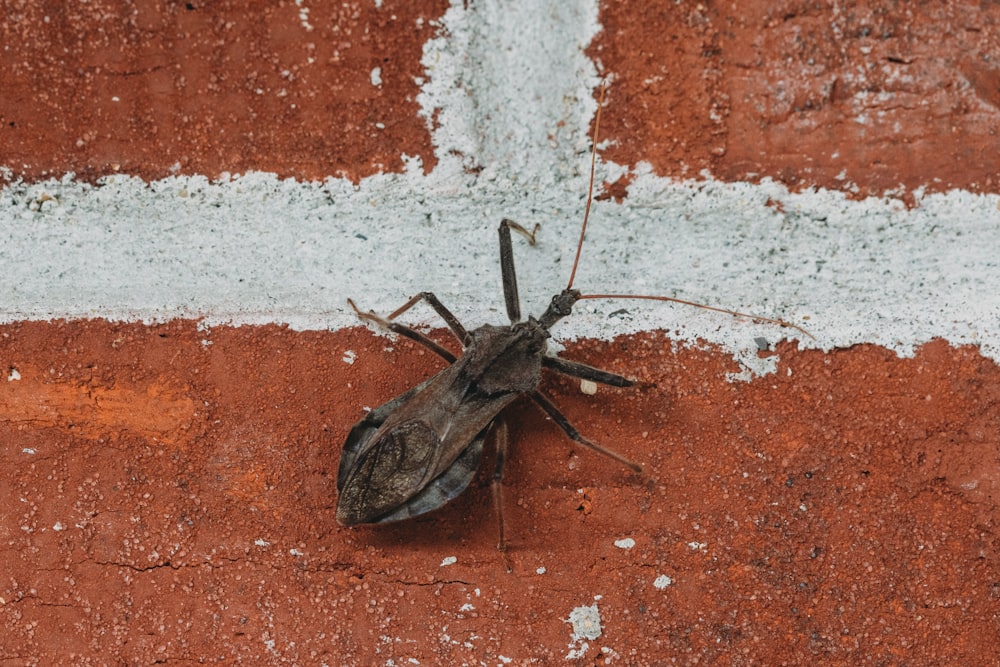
[578,293,815,340]
[565,80,814,341]
[566,80,607,290]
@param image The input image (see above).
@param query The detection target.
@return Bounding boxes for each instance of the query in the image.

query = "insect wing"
[336,416,446,524]
[365,428,488,523]
[337,377,432,492]
[336,362,509,525]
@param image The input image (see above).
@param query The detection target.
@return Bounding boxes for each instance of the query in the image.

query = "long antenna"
[578,293,815,339]
[566,80,606,290]
[564,80,815,341]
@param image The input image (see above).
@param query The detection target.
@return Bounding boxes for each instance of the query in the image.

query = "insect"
[336,84,811,553]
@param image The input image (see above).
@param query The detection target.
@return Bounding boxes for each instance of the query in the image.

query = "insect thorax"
[465,322,548,395]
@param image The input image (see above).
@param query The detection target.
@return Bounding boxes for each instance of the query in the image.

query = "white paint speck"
[566,644,589,660]
[536,566,546,575]
[498,657,512,665]
[289,548,304,556]
[440,556,457,567]
[7,368,20,381]
[580,378,597,395]
[22,448,35,455]
[294,0,313,31]
[566,604,602,640]
[614,537,635,549]
[459,603,474,612]
[342,349,357,364]
[52,522,65,531]
[688,541,707,550]
[653,574,673,589]
[371,67,383,87]
[254,538,270,547]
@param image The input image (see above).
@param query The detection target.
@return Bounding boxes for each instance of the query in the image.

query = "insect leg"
[542,356,633,387]
[529,390,643,473]
[386,291,470,345]
[490,418,513,571]
[348,298,457,363]
[498,219,539,324]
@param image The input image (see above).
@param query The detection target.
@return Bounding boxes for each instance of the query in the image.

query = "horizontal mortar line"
[0,172,997,371]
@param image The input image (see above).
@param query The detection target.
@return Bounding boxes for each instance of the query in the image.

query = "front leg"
[498,219,539,324]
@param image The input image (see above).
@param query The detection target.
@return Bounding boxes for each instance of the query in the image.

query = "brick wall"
[2,2,999,664]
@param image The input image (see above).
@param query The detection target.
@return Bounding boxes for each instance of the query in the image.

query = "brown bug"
[336,84,811,552]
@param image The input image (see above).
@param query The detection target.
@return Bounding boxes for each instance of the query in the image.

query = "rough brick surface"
[1,1,998,664]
